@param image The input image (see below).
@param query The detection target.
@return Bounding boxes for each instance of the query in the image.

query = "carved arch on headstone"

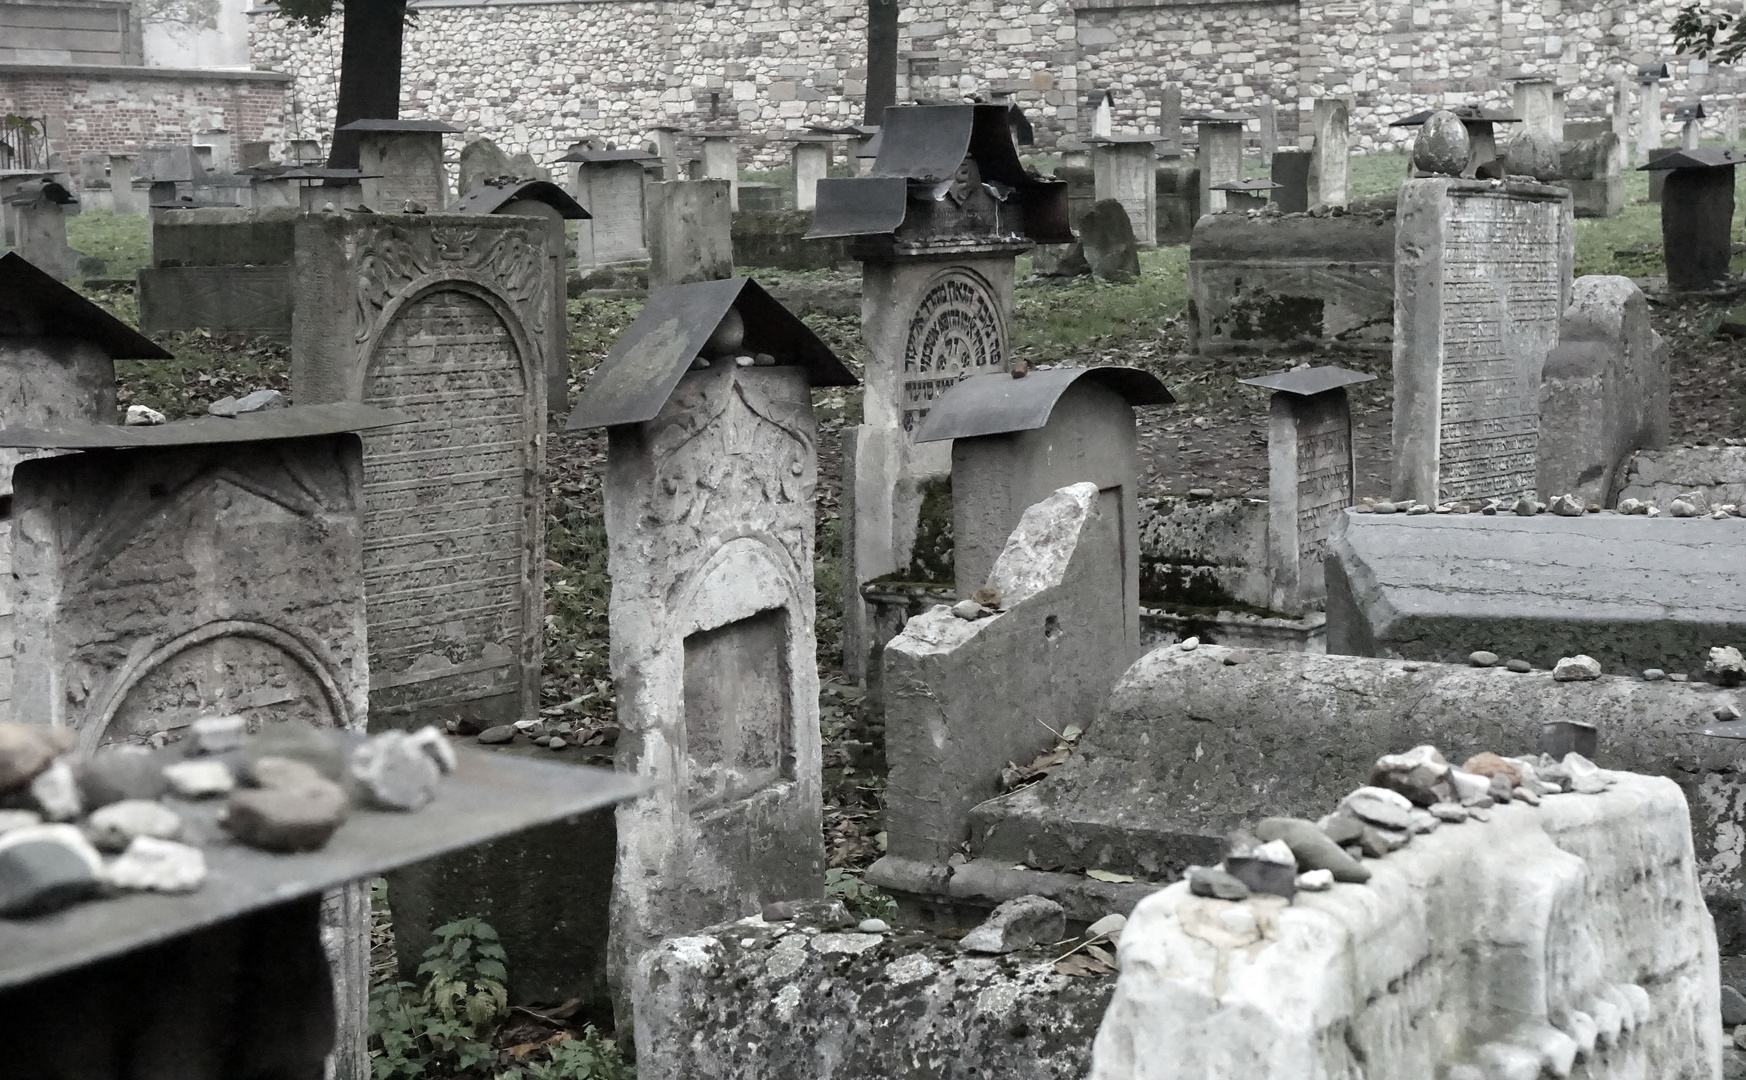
[353,270,543,403]
[674,532,805,640]
[78,619,355,754]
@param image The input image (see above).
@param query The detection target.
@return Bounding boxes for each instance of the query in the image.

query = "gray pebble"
[350,732,441,811]
[1469,651,1499,668]
[1506,659,1532,673]
[1643,668,1666,681]
[1188,865,1251,900]
[476,725,516,745]
[857,918,891,934]
[86,799,182,853]
[547,737,568,751]
[1728,984,1746,1027]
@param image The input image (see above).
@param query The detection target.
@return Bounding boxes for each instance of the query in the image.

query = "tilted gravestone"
[566,276,856,1007]
[292,213,551,732]
[341,119,460,212]
[1309,99,1350,208]
[557,146,659,267]
[1238,366,1375,616]
[1079,199,1141,282]
[1536,275,1668,506]
[807,104,1072,679]
[1393,120,1573,505]
[457,136,516,202]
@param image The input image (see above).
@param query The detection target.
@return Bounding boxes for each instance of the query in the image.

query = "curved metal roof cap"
[913,366,1172,443]
[453,179,590,219]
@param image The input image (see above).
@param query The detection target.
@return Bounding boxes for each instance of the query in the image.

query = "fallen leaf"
[1054,952,1118,978]
[1086,869,1136,884]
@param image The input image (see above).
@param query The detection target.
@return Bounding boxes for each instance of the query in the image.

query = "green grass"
[64,209,151,279]
[1012,246,1190,359]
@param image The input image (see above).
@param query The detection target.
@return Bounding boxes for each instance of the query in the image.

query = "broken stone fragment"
[1462,752,1523,787]
[163,759,236,799]
[1408,809,1440,833]
[1618,498,1646,515]
[1187,865,1250,901]
[0,722,76,794]
[1723,985,1746,1027]
[969,585,1003,610]
[405,726,458,774]
[1549,493,1584,516]
[1642,668,1666,681]
[1489,773,1515,803]
[86,799,182,853]
[760,900,795,922]
[1430,802,1469,823]
[29,759,81,821]
[0,837,102,916]
[950,599,991,621]
[1670,498,1700,517]
[1370,744,1452,806]
[1337,786,1414,831]
[1317,811,1365,846]
[1563,753,1612,794]
[241,722,347,784]
[106,835,206,893]
[1255,818,1372,883]
[1357,825,1410,858]
[1552,655,1602,682]
[960,894,1066,954]
[79,745,169,808]
[1707,646,1746,687]
[857,918,890,934]
[1448,768,1492,805]
[1223,854,1297,898]
[190,714,248,755]
[1296,868,1334,891]
[1513,495,1539,516]
[350,731,442,811]
[222,757,349,852]
[124,404,166,426]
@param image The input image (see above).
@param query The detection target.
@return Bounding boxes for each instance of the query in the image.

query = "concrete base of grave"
[1091,772,1720,1080]
[1187,210,1395,356]
[1617,446,1746,509]
[1139,607,1326,653]
[1327,509,1746,673]
[731,209,850,271]
[137,265,293,340]
[964,642,1746,950]
[632,901,1115,1080]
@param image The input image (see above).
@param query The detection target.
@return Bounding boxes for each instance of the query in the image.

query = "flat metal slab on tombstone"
[1210,178,1282,191]
[566,277,857,430]
[1238,366,1378,397]
[555,147,660,164]
[0,251,169,359]
[271,167,384,181]
[1089,133,1169,145]
[336,119,463,134]
[1639,148,1746,170]
[0,402,411,448]
[2,179,74,206]
[453,179,590,218]
[913,366,1172,443]
[1673,102,1707,122]
[1181,111,1257,123]
[1390,107,1520,126]
[0,745,647,990]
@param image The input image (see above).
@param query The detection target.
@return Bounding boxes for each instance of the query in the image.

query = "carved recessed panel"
[682,608,792,813]
[105,635,338,748]
[901,269,1008,433]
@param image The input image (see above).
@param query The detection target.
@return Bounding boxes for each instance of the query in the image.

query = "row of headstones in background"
[807,104,1073,681]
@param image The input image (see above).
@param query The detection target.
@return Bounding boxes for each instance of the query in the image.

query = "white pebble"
[163,759,236,799]
[1296,868,1334,891]
[106,836,207,892]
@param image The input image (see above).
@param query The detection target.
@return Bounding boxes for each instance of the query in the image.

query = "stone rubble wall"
[248,0,1746,174]
[0,66,292,159]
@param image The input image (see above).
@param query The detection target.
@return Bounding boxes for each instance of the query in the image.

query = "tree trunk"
[326,0,407,170]
[864,0,899,127]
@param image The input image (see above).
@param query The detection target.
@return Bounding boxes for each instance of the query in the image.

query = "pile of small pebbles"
[1351,493,1746,520]
[1186,743,1617,906]
[0,717,458,918]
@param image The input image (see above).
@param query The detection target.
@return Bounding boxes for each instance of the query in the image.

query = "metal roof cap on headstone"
[913,366,1174,443]
[1211,178,1282,191]
[0,251,170,359]
[1182,111,1257,123]
[567,277,858,431]
[453,179,590,218]
[272,166,383,181]
[1238,365,1378,397]
[0,402,412,449]
[336,119,463,134]
[1390,106,1520,127]
[1673,102,1708,122]
[1638,62,1671,81]
[2,178,74,205]
[1090,133,1169,145]
[1638,147,1746,170]
[555,147,660,164]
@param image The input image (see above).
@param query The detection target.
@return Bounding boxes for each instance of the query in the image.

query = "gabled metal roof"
[913,366,1173,442]
[454,179,590,219]
[337,118,462,133]
[0,251,170,359]
[1238,365,1377,397]
[566,277,857,431]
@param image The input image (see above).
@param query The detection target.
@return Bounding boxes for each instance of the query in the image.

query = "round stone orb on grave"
[1412,112,1472,177]
[1503,131,1562,182]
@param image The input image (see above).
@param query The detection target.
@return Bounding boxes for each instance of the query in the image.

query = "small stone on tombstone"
[0,723,76,794]
[1551,654,1602,681]
[1507,659,1532,673]
[857,918,890,934]
[1224,853,1297,898]
[1296,868,1334,890]
[1188,865,1250,900]
[105,835,207,892]
[1337,786,1413,830]
[1254,817,1371,882]
[959,894,1066,953]
[80,746,169,808]
[405,726,458,773]
[191,714,248,754]
[1470,651,1499,667]
[0,830,102,916]
[86,798,183,852]
[164,759,236,799]
[1412,112,1473,177]
[477,725,516,745]
[1503,131,1562,181]
[1549,494,1584,516]
[349,731,442,811]
[1723,985,1746,1026]
[241,722,346,783]
[125,405,166,425]
[1708,646,1746,686]
[761,900,795,922]
[222,758,349,852]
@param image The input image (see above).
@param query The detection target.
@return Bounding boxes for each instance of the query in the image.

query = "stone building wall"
[0,64,292,156]
[248,0,1745,170]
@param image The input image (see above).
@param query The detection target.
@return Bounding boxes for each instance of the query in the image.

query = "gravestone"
[737,183,781,212]
[239,141,272,170]
[1270,148,1310,213]
[1078,198,1141,281]
[1241,367,1374,616]
[458,137,515,199]
[558,146,658,267]
[1091,135,1159,248]
[1675,102,1704,151]
[1392,147,1572,505]
[292,213,551,732]
[137,206,297,341]
[791,137,832,212]
[454,179,589,413]
[1257,101,1277,164]
[1309,99,1349,208]
[1512,76,1561,143]
[698,133,739,210]
[1536,276,1667,506]
[565,277,855,1008]
[1644,148,1741,292]
[342,119,459,212]
[1160,85,1183,157]
[1033,163,1094,276]
[646,179,733,289]
[807,104,1072,679]
[195,128,234,174]
[1189,114,1248,213]
[1636,66,1667,166]
[108,155,139,215]
[1558,130,1623,217]
[3,179,80,280]
[1154,159,1200,244]
[647,126,681,181]
[916,365,1169,601]
[1391,106,1519,178]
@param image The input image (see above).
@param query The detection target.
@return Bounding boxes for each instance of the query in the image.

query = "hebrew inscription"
[901,269,1008,432]
[1294,399,1353,565]
[1436,191,1562,501]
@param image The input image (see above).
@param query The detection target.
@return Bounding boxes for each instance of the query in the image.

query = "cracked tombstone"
[566,277,857,1017]
[807,104,1072,681]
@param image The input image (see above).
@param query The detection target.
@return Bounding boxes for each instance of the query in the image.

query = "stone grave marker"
[1237,366,1374,615]
[566,276,855,1003]
[292,213,552,732]
[107,155,139,215]
[1558,126,1623,217]
[1636,63,1668,166]
[647,125,681,180]
[807,103,1072,679]
[1643,148,1741,292]
[457,136,515,198]
[1390,105,1519,178]
[1160,84,1183,156]
[791,137,832,212]
[1187,112,1249,213]
[340,118,459,211]
[1078,198,1141,281]
[1536,275,1667,505]
[1271,147,1310,213]
[646,179,733,289]
[697,133,739,210]
[3,179,80,280]
[1309,99,1350,208]
[1257,100,1278,163]
[557,146,658,267]
[1512,76,1561,143]
[1393,116,1573,505]
[1091,134,1159,248]
[137,206,297,341]
[1675,101,1704,151]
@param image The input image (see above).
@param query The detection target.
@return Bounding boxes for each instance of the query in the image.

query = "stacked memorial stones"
[806,103,1071,679]
[0,719,457,916]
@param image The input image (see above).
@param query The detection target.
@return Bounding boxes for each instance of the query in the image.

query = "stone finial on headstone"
[1411,111,1472,177]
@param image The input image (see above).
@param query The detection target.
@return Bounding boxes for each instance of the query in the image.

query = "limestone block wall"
[0,64,292,157]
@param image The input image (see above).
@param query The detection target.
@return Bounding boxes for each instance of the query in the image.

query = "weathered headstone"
[1536,275,1668,505]
[238,140,272,170]
[292,213,551,732]
[645,179,733,289]
[1160,85,1183,157]
[342,119,459,212]
[3,179,80,281]
[558,146,657,267]
[1558,129,1623,217]
[1154,159,1200,244]
[1078,198,1142,281]
[1512,76,1560,144]
[1237,366,1374,615]
[458,136,515,198]
[107,155,139,215]
[1636,64,1668,166]
[1189,114,1248,214]
[1270,147,1310,213]
[290,139,323,165]
[791,137,831,213]
[647,125,681,181]
[1392,134,1572,505]
[1091,135,1159,249]
[807,104,1071,680]
[1675,101,1705,151]
[194,128,234,174]
[137,206,297,341]
[1644,148,1741,292]
[565,277,855,1006]
[453,179,589,414]
[1257,100,1277,164]
[698,133,739,210]
[1309,99,1349,209]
